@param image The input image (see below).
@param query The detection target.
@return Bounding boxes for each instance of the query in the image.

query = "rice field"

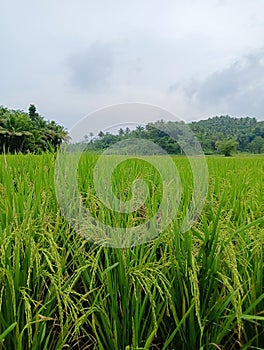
[0,153,263,349]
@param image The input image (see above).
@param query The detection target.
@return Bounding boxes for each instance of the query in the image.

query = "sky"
[1,0,264,133]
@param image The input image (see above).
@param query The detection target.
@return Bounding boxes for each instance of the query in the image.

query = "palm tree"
[0,110,33,152]
[0,106,69,153]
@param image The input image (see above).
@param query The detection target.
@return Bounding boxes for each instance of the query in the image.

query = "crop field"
[0,153,263,349]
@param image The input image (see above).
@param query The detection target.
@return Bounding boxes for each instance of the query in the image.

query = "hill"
[86,115,264,155]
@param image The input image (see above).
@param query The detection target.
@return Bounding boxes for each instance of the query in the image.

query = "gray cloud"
[170,50,264,118]
[198,53,264,103]
[1,0,264,126]
[69,43,114,92]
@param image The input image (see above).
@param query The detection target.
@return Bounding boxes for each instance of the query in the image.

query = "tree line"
[0,105,69,153]
[85,115,264,156]
[1,107,264,155]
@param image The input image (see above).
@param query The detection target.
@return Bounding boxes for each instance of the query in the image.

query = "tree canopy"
[215,139,238,157]
[1,109,264,155]
[85,115,264,156]
[0,105,69,153]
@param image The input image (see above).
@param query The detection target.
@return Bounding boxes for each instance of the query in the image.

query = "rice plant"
[0,153,263,349]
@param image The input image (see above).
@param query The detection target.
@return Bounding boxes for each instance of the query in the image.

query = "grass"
[0,153,263,349]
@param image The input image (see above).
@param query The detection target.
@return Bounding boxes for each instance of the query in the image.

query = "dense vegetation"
[86,116,264,155]
[0,105,68,153]
[0,153,263,349]
[1,106,264,156]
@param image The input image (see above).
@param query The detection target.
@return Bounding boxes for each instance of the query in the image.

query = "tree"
[0,106,69,153]
[216,139,238,156]
[118,128,124,136]
[28,104,37,121]
[248,136,264,154]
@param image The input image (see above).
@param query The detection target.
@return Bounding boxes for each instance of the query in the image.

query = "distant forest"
[86,115,264,156]
[1,105,264,155]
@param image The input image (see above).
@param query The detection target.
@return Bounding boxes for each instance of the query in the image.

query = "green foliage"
[85,115,264,155]
[28,104,37,121]
[0,154,263,349]
[216,138,238,156]
[0,105,69,153]
[248,136,264,154]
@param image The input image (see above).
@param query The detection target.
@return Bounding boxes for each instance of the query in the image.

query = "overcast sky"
[1,0,264,131]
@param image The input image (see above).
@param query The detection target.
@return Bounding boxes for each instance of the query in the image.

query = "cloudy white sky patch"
[183,51,264,117]
[1,0,264,128]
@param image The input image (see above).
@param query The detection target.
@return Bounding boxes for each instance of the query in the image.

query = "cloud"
[169,50,264,118]
[2,0,264,126]
[68,43,114,92]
